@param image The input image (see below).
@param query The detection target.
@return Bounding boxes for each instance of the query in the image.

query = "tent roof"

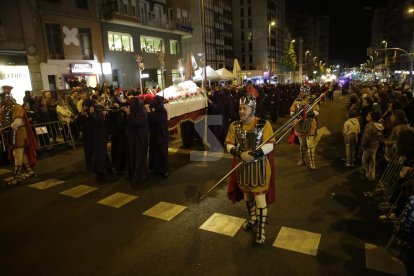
[216,67,235,80]
[193,66,221,81]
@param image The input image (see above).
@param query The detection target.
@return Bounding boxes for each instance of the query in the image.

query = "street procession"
[0,0,413,275]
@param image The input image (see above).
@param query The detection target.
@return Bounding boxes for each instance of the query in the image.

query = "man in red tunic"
[225,94,275,244]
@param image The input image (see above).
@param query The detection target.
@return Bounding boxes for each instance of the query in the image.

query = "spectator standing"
[343,109,360,167]
[361,111,384,181]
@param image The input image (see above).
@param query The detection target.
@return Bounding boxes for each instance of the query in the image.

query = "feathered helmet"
[239,93,256,113]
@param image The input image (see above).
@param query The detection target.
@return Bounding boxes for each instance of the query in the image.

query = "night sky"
[286,0,391,66]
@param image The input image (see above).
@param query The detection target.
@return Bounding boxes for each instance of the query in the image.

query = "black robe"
[148,98,168,175]
[77,101,111,176]
[107,109,127,173]
[126,100,149,186]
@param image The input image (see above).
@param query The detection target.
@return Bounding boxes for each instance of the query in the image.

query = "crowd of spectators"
[342,81,414,273]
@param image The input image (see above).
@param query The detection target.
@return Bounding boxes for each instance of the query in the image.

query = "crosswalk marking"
[273,226,321,256]
[29,179,65,190]
[199,213,245,237]
[143,201,187,221]
[365,243,406,275]
[0,168,12,175]
[60,185,98,198]
[97,192,137,208]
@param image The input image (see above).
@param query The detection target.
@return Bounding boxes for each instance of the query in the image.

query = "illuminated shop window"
[170,40,179,55]
[140,36,164,53]
[108,31,134,52]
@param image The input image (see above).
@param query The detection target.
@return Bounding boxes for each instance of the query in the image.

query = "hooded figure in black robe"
[126,98,149,187]
[77,99,112,181]
[148,96,169,177]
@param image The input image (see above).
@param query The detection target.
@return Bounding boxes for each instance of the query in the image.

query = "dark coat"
[126,99,149,185]
[148,96,168,175]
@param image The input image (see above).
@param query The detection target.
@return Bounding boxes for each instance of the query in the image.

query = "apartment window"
[240,19,244,29]
[241,32,244,41]
[76,0,88,9]
[140,36,164,53]
[248,19,251,28]
[248,7,251,16]
[79,28,93,59]
[249,54,252,63]
[122,0,128,14]
[240,8,243,17]
[170,40,179,55]
[108,31,134,52]
[46,0,60,3]
[249,42,252,52]
[45,23,63,59]
[131,0,137,17]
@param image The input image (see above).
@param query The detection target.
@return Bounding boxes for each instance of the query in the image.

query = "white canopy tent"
[216,67,235,80]
[193,66,221,82]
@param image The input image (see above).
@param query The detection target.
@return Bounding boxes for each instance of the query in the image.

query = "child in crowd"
[361,111,384,181]
[343,109,360,167]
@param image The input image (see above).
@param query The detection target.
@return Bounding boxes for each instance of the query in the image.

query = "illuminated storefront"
[40,60,110,91]
[0,65,32,104]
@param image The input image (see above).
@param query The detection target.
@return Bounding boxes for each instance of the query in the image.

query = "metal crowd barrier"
[33,121,76,150]
[1,120,76,152]
[364,153,407,216]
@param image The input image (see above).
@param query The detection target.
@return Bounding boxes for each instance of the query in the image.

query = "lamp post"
[268,20,276,81]
[382,40,388,82]
[297,38,303,83]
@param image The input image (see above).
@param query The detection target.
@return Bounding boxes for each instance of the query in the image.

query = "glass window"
[45,23,63,59]
[170,40,179,55]
[240,8,243,17]
[76,0,88,9]
[79,28,93,59]
[108,31,134,52]
[131,0,137,17]
[140,36,164,53]
[122,0,128,14]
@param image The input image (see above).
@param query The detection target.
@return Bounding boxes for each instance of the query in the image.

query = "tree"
[282,42,298,73]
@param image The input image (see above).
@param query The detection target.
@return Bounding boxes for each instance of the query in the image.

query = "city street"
[0,92,404,275]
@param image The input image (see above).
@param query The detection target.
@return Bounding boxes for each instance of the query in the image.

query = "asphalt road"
[0,91,400,276]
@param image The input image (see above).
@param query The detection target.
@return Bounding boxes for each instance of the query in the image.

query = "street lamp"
[382,40,388,81]
[268,21,276,80]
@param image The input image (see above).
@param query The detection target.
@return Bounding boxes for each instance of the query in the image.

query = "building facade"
[232,0,285,80]
[0,0,193,99]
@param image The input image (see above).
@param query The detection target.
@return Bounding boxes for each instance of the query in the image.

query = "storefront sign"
[70,63,94,74]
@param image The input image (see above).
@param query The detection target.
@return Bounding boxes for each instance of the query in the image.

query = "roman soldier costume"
[290,85,319,170]
[226,94,275,244]
[0,85,37,187]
